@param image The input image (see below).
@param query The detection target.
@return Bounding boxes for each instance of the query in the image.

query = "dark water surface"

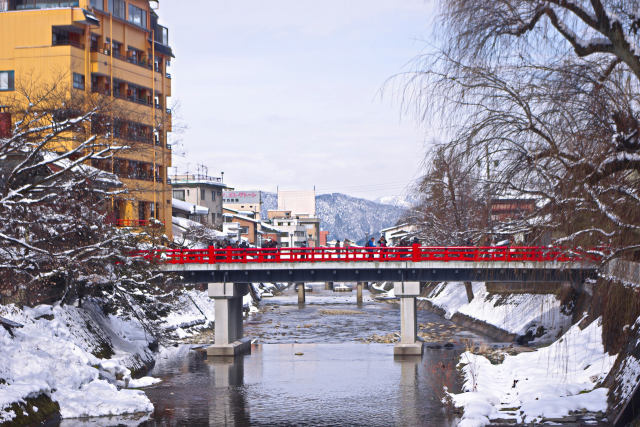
[139,284,489,426]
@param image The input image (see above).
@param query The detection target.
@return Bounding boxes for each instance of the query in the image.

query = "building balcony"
[52,39,84,50]
[90,51,169,94]
[113,218,165,228]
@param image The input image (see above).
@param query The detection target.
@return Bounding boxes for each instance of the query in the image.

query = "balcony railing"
[114,219,165,228]
[52,39,84,49]
[171,174,224,184]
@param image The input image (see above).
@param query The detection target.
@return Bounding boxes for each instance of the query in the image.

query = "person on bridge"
[378,236,387,260]
[366,237,376,259]
[335,239,341,259]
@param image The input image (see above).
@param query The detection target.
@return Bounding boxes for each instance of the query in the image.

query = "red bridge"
[134,245,601,357]
[135,245,600,284]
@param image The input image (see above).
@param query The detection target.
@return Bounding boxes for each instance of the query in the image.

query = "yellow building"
[0,0,174,238]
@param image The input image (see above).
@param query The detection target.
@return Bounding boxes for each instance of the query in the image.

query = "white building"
[171,174,229,228]
[223,190,263,220]
[277,189,316,217]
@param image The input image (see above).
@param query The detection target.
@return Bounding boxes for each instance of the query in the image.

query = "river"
[138,283,493,426]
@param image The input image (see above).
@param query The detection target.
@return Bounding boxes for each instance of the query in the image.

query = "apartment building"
[0,0,174,237]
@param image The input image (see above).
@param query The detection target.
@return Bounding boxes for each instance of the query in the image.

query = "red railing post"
[208,246,215,264]
[412,243,420,262]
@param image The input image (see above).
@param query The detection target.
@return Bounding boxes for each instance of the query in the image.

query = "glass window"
[90,0,103,10]
[0,71,14,91]
[211,191,216,201]
[15,0,79,9]
[72,72,84,90]
[200,189,206,200]
[128,4,146,28]
[108,0,124,19]
[173,190,185,201]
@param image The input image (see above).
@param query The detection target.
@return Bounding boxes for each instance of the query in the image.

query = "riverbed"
[137,283,493,426]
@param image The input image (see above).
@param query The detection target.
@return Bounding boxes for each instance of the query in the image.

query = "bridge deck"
[134,246,599,284]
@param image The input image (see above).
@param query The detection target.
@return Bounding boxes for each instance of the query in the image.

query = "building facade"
[172,174,227,228]
[223,190,262,220]
[0,0,174,237]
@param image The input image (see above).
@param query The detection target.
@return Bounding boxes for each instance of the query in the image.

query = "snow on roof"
[172,198,209,215]
[172,216,202,230]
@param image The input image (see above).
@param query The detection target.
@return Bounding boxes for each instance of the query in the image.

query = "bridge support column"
[325,281,333,290]
[464,282,474,303]
[296,283,306,304]
[393,282,423,356]
[207,283,251,357]
[356,282,364,304]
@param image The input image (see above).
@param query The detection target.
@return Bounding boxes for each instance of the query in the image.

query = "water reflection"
[142,344,461,426]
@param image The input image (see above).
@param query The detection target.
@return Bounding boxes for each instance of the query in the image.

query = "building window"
[0,71,14,91]
[138,202,146,221]
[173,190,185,201]
[108,0,125,19]
[72,73,85,90]
[240,226,249,234]
[211,191,216,201]
[90,0,103,10]
[128,4,147,28]
[15,0,79,9]
[200,189,206,200]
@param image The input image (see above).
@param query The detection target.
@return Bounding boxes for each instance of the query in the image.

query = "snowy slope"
[452,319,616,425]
[261,192,406,243]
[423,282,572,342]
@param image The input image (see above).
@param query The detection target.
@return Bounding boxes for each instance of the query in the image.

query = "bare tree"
[0,80,161,303]
[402,0,640,259]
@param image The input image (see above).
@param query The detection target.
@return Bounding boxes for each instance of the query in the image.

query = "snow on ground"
[160,288,215,338]
[0,303,154,422]
[451,318,616,426]
[423,282,572,341]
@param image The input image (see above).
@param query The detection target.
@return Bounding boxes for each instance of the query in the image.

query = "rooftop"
[170,174,228,188]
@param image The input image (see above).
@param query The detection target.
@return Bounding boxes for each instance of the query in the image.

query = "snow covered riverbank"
[0,281,285,424]
[451,318,616,425]
[0,303,157,423]
[421,282,572,343]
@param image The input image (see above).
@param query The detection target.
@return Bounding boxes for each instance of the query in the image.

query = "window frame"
[90,0,103,10]
[108,0,125,20]
[173,189,185,201]
[0,70,14,92]
[127,3,147,28]
[72,72,85,90]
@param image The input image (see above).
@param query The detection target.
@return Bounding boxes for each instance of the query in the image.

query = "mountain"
[261,192,407,244]
[374,192,422,209]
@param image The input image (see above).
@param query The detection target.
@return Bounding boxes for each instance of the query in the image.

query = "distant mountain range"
[261,192,407,244]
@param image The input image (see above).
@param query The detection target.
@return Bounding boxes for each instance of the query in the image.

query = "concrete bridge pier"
[356,282,364,305]
[207,283,251,357]
[296,283,306,304]
[393,282,423,356]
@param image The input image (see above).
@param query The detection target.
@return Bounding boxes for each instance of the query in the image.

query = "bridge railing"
[130,245,603,265]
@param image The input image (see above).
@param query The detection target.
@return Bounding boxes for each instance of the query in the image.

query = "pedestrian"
[335,239,341,260]
[378,236,387,260]
[365,237,376,259]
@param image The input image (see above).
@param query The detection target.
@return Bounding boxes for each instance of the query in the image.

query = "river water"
[138,283,492,426]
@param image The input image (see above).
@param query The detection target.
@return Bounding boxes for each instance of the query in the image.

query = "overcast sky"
[158,0,436,201]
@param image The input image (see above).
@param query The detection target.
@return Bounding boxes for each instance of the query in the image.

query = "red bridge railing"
[131,245,603,265]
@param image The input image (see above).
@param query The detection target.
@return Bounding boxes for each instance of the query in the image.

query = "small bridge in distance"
[133,246,600,357]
